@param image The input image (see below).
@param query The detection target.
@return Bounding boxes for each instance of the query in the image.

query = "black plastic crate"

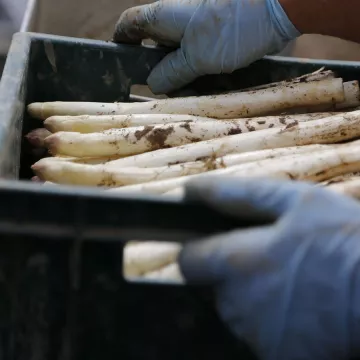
[1,32,360,360]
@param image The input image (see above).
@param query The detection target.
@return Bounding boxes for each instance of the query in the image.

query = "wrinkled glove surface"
[114,0,300,94]
[179,177,360,360]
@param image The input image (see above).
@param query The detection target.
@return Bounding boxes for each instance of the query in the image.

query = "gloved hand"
[179,177,360,360]
[113,0,300,94]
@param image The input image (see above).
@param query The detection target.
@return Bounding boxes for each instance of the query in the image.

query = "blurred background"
[2,0,360,94]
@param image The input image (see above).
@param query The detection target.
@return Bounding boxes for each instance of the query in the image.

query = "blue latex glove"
[179,177,360,360]
[114,0,300,94]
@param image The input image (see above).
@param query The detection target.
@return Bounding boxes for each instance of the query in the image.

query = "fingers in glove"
[179,226,276,284]
[147,48,200,94]
[184,177,322,222]
[114,5,148,44]
[113,0,191,45]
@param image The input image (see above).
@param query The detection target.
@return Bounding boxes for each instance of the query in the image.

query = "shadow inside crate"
[0,236,255,360]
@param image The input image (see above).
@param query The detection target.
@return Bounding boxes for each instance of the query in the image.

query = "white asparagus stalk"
[211,144,331,166]
[43,181,57,186]
[44,114,214,133]
[44,111,338,134]
[142,263,184,283]
[104,111,360,169]
[33,154,122,165]
[230,69,334,93]
[238,112,340,131]
[25,128,52,148]
[52,155,123,165]
[32,159,207,186]
[337,81,360,109]
[42,120,256,157]
[65,157,123,165]
[32,143,332,186]
[27,78,345,120]
[327,177,360,199]
[163,188,185,198]
[241,69,334,91]
[43,120,247,157]
[287,81,360,114]
[123,241,182,277]
[109,176,186,195]
[44,115,343,158]
[109,140,360,195]
[42,117,312,158]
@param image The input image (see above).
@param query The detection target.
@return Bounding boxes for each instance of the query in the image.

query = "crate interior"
[19,36,360,181]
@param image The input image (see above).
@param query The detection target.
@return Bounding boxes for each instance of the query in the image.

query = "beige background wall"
[287,35,360,61]
[28,0,153,40]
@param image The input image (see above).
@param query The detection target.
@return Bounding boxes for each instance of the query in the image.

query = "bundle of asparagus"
[26,69,360,283]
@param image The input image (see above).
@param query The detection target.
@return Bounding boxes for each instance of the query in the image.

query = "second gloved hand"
[179,177,360,360]
[114,0,300,94]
